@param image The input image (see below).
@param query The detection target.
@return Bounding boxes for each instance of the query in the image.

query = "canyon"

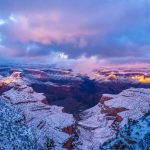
[0,66,150,149]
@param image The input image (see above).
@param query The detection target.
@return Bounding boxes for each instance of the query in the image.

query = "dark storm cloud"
[0,0,150,64]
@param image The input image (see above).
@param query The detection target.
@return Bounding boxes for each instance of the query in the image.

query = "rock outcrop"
[102,112,150,149]
[76,88,150,150]
[0,72,75,150]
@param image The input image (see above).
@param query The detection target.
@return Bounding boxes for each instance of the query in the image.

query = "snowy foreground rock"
[76,88,150,150]
[0,72,75,150]
[102,112,150,149]
[0,98,42,150]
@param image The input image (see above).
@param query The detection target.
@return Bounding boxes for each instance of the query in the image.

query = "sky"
[0,0,150,66]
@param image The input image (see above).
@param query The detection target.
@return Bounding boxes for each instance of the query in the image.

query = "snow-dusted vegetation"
[0,98,42,150]
[101,112,150,149]
[75,88,150,150]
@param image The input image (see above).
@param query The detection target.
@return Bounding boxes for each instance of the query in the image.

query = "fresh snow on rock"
[105,88,150,126]
[0,98,42,150]
[102,113,150,149]
[75,88,150,150]
[75,105,115,150]
[0,72,75,150]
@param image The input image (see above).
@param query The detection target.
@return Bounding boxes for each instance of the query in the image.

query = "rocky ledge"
[76,88,150,150]
[0,72,75,150]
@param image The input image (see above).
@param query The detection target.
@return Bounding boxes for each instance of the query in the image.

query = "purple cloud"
[0,0,150,64]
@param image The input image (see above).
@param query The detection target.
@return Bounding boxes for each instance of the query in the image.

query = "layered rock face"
[76,88,150,150]
[0,72,75,150]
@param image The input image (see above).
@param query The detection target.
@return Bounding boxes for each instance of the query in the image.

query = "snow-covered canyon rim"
[75,88,150,150]
[0,71,150,150]
[0,72,75,150]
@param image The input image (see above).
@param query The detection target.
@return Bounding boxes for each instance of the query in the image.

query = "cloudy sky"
[0,0,150,65]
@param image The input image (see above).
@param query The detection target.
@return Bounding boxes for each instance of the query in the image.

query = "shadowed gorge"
[1,67,150,114]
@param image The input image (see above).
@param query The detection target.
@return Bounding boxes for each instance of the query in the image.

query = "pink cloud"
[5,13,97,46]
